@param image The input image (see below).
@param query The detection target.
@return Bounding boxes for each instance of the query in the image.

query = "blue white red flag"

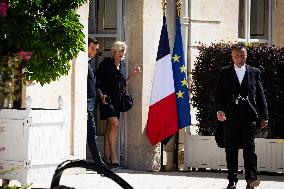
[146,16,179,146]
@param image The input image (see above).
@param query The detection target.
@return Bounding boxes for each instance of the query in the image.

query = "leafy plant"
[0,165,21,176]
[0,185,32,189]
[0,0,87,107]
[191,42,284,138]
[0,52,32,107]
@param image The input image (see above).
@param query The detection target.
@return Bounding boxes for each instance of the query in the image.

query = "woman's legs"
[105,117,118,163]
[104,123,111,163]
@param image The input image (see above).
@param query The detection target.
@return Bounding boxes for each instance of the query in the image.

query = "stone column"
[125,0,176,171]
[272,0,284,46]
[70,2,89,159]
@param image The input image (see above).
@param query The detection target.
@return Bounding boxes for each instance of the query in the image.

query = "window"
[238,0,271,42]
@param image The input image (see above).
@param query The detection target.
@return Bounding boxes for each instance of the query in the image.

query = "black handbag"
[120,88,133,112]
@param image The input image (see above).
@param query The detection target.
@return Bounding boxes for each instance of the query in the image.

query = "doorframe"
[88,0,128,166]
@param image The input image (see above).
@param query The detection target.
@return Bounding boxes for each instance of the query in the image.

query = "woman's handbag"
[120,86,133,112]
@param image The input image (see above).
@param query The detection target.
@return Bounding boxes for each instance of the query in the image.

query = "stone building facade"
[1,0,283,171]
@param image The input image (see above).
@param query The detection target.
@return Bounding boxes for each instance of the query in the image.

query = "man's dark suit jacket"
[87,60,97,112]
[215,64,268,125]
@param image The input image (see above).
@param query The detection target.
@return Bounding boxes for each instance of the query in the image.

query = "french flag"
[146,16,179,146]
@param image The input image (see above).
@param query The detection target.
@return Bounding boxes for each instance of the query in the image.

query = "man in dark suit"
[214,43,268,189]
[87,37,107,166]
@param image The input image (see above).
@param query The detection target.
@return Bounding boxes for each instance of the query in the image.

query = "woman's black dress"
[97,58,126,120]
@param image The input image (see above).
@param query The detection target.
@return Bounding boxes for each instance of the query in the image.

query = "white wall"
[25,2,89,160]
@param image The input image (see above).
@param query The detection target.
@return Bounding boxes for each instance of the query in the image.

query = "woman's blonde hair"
[111,41,127,55]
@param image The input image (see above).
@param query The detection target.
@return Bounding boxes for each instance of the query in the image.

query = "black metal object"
[50,160,133,189]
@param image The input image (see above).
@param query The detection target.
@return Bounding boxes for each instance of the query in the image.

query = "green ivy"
[0,0,87,85]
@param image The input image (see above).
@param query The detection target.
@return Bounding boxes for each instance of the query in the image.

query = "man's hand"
[260,119,268,128]
[217,111,226,121]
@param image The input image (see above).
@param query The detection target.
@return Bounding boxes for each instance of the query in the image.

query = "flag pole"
[176,0,181,17]
[174,0,182,171]
[162,0,167,17]
[160,0,167,171]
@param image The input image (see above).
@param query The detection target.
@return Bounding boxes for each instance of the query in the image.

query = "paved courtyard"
[28,169,284,189]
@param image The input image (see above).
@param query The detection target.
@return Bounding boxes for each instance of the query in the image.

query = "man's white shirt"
[234,64,246,85]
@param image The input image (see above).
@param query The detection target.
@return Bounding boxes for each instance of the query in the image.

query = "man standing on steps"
[215,43,268,189]
[87,37,108,167]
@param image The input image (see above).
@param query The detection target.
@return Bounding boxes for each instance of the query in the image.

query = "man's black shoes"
[246,179,260,189]
[226,180,237,189]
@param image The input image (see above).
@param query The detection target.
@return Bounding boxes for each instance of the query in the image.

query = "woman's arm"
[126,66,141,85]
[96,61,108,104]
[97,88,107,104]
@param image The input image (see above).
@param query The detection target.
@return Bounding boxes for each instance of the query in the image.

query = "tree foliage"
[0,0,87,85]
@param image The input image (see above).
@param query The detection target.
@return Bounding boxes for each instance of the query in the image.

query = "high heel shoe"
[102,159,111,167]
[110,159,120,168]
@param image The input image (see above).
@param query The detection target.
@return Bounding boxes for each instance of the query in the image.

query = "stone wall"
[272,0,284,47]
[189,0,238,125]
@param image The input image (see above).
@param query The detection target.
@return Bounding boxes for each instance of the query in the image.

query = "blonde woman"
[97,41,141,167]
